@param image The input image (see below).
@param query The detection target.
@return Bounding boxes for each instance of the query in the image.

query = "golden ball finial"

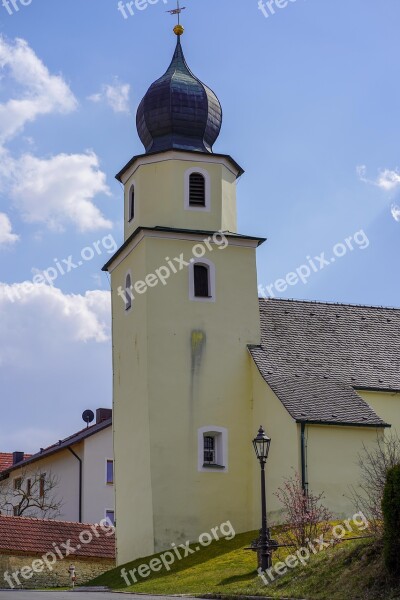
[174,24,184,36]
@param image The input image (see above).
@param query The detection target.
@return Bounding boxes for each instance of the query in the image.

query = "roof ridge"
[0,514,111,527]
[259,297,400,311]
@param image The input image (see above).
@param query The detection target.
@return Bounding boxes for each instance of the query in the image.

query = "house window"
[26,479,32,496]
[13,477,22,490]
[13,506,19,516]
[194,264,210,298]
[105,510,115,526]
[39,474,46,498]
[106,460,114,485]
[189,259,215,302]
[184,168,210,211]
[128,185,135,222]
[198,427,228,472]
[189,173,206,207]
[125,273,132,311]
[203,436,216,464]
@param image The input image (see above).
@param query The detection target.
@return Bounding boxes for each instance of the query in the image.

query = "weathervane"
[167,0,186,35]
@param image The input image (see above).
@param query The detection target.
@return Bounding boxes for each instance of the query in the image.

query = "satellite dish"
[82,410,95,428]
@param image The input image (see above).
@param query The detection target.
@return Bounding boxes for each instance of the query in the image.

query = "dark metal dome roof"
[136,37,222,154]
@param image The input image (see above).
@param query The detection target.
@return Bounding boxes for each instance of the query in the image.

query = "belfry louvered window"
[189,173,206,207]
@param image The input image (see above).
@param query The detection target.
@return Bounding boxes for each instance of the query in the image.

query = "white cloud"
[88,79,130,114]
[0,212,19,246]
[0,284,111,352]
[0,39,111,233]
[8,151,112,232]
[357,165,400,191]
[391,204,400,222]
[357,165,400,222]
[0,37,77,143]
[0,283,111,451]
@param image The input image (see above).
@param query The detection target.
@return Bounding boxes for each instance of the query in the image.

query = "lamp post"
[253,425,272,571]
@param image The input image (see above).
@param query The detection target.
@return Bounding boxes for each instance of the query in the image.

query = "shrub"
[382,464,400,576]
[274,472,332,549]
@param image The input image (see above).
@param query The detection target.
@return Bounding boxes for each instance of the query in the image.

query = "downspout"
[300,423,308,494]
[68,447,82,522]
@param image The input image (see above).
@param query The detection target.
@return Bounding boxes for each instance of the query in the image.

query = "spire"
[136,27,222,155]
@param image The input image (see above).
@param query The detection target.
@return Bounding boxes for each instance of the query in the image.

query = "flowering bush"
[274,472,332,548]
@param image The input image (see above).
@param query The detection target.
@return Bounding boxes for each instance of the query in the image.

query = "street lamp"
[253,426,272,571]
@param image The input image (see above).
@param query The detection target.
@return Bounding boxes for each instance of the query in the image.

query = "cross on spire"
[167,0,186,25]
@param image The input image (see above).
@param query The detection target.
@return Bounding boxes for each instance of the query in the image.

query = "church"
[102,24,400,566]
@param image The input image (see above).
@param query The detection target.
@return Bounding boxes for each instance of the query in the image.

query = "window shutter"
[189,173,206,206]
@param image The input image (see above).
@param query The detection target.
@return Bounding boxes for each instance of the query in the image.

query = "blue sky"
[0,0,399,451]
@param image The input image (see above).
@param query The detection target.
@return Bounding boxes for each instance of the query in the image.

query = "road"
[0,593,199,600]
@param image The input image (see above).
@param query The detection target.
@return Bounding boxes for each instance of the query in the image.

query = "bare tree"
[347,433,400,536]
[0,468,62,518]
[274,471,332,549]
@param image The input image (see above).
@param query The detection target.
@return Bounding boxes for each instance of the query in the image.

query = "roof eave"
[102,227,266,272]
[295,419,391,429]
[115,148,244,182]
[0,419,112,479]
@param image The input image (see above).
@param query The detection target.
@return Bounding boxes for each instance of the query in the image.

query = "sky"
[0,0,399,452]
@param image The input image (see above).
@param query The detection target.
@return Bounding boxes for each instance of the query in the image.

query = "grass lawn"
[89,527,400,599]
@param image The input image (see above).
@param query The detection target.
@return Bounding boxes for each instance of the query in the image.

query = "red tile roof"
[0,516,115,559]
[0,453,32,473]
[0,454,13,471]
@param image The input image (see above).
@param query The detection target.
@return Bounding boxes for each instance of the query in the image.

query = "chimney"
[12,451,24,465]
[96,408,112,424]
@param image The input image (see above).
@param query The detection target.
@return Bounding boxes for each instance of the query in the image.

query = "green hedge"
[382,464,400,575]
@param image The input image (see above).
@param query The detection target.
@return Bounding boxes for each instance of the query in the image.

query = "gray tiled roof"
[249,299,400,427]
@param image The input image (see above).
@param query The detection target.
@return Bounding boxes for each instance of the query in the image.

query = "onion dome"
[136,31,222,154]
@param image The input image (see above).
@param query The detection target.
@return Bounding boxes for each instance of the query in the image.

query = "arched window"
[128,185,135,222]
[189,173,206,207]
[193,264,210,298]
[189,259,216,302]
[125,273,132,311]
[184,168,210,211]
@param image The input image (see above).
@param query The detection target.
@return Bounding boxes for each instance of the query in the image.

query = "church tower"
[104,25,265,565]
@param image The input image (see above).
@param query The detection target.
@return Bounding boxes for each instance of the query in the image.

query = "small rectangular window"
[39,474,46,498]
[105,510,115,526]
[14,477,22,490]
[106,460,114,485]
[26,479,32,496]
[13,506,19,516]
[203,436,216,464]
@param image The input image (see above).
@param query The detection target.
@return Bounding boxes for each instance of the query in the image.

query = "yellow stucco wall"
[250,364,300,525]
[123,155,238,239]
[359,390,400,434]
[111,152,261,565]
[305,424,383,518]
[111,232,261,564]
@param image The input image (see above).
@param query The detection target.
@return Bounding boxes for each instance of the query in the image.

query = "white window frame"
[105,458,114,485]
[189,258,216,303]
[127,181,136,223]
[198,426,228,472]
[184,167,211,212]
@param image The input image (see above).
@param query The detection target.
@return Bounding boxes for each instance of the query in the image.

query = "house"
[0,408,114,526]
[102,25,400,565]
[0,515,115,589]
